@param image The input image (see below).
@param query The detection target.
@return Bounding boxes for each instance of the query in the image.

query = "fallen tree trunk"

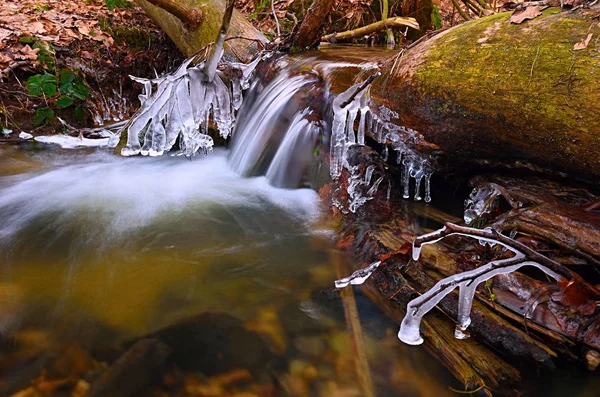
[134,0,266,61]
[370,8,600,184]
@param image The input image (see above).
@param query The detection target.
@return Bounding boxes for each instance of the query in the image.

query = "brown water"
[0,144,457,396]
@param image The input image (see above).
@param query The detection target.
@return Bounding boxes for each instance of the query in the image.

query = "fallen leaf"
[574,33,593,50]
[30,21,46,34]
[0,28,13,43]
[510,6,542,24]
[17,45,40,61]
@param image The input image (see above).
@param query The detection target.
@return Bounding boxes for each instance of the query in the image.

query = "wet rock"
[0,282,23,337]
[0,352,55,396]
[585,350,600,371]
[294,336,326,358]
[153,312,282,376]
[87,338,171,397]
[245,308,287,353]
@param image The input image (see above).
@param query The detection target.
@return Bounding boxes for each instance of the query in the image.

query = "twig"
[414,223,573,279]
[398,223,569,345]
[321,17,419,43]
[0,60,29,80]
[529,46,541,83]
[271,0,281,37]
[143,0,203,29]
[204,0,236,82]
[339,74,378,108]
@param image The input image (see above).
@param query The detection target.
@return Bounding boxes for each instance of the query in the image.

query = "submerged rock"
[88,338,170,397]
[153,312,282,376]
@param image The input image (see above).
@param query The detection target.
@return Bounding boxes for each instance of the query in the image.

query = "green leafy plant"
[432,5,443,30]
[249,0,270,20]
[105,0,133,11]
[33,107,55,126]
[20,37,55,69]
[25,68,90,126]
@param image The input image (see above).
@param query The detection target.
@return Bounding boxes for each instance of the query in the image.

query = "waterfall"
[119,50,434,205]
[227,70,324,188]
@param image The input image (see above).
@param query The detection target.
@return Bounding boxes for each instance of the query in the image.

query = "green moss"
[112,26,155,49]
[405,10,600,173]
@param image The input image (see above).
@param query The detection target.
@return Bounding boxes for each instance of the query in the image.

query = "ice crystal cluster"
[330,80,434,213]
[121,55,260,157]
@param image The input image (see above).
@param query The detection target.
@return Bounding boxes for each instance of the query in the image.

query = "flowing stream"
[2,47,592,396]
[0,144,455,396]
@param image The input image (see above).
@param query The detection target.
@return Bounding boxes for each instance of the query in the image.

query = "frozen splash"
[330,79,434,212]
[121,54,261,158]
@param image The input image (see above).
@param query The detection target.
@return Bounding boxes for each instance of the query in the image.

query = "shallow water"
[0,145,456,396]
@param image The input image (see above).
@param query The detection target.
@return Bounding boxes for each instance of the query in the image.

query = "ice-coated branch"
[204,0,236,83]
[399,223,569,345]
[334,261,382,288]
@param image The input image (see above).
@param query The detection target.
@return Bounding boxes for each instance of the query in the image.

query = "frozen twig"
[398,223,569,345]
[334,261,382,288]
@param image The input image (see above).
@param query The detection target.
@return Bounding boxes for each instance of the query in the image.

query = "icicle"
[464,186,500,225]
[424,173,432,203]
[402,158,412,199]
[382,145,389,162]
[364,165,375,185]
[334,261,382,288]
[366,176,384,196]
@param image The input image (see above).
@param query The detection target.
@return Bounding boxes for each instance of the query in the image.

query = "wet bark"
[134,0,266,61]
[292,0,336,49]
[370,8,600,185]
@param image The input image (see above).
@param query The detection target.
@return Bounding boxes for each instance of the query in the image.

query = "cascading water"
[227,64,325,188]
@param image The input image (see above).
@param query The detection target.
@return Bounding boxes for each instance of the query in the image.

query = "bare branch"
[141,0,203,29]
[321,17,420,43]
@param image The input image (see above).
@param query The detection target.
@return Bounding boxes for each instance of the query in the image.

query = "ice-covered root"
[121,51,263,158]
[398,223,568,346]
[334,261,382,288]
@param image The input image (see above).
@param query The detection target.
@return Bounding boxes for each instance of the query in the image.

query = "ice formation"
[330,78,434,212]
[398,225,564,346]
[464,185,501,225]
[121,53,260,158]
[334,261,382,288]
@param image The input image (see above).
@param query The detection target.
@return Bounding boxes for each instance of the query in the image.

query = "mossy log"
[135,0,266,61]
[371,8,600,184]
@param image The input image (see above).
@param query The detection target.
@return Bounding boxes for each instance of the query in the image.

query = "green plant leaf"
[432,5,443,30]
[58,69,90,100]
[55,96,74,108]
[25,73,58,97]
[106,0,132,11]
[20,36,36,44]
[33,107,55,126]
[74,106,85,123]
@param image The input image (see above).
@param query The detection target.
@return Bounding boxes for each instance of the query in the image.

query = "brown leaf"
[30,21,46,34]
[552,274,600,316]
[17,45,40,61]
[0,28,13,43]
[510,6,542,24]
[574,33,593,50]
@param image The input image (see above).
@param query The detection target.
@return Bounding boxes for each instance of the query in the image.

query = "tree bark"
[369,8,600,184]
[134,0,266,61]
[292,0,335,49]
